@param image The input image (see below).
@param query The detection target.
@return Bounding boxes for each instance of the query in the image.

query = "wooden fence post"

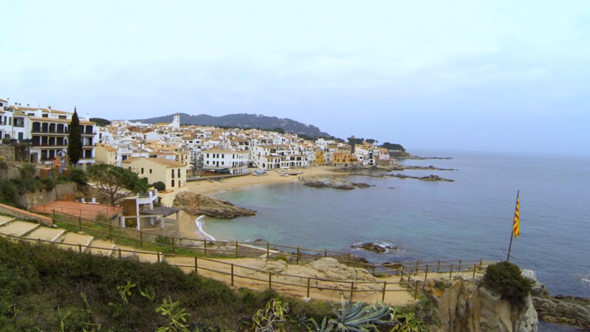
[449,264,454,279]
[347,253,351,266]
[414,281,419,300]
[473,264,476,278]
[235,242,239,258]
[296,247,300,265]
[118,248,122,259]
[266,243,270,260]
[479,259,483,272]
[324,250,327,257]
[194,256,198,274]
[350,282,354,300]
[204,240,207,256]
[437,260,441,273]
[157,252,161,262]
[140,231,143,249]
[78,216,82,231]
[424,265,429,283]
[382,281,387,302]
[231,264,234,286]
[458,260,462,272]
[172,238,175,254]
[78,244,82,253]
[109,224,112,241]
[415,261,419,275]
[268,272,272,289]
[307,277,311,298]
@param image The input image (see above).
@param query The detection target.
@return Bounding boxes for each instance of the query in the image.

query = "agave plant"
[327,294,396,332]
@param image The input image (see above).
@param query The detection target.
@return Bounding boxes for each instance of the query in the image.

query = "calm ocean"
[200,150,590,331]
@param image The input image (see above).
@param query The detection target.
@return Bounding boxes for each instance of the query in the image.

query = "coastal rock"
[386,173,455,182]
[302,177,370,190]
[422,277,538,332]
[173,191,257,219]
[351,242,399,254]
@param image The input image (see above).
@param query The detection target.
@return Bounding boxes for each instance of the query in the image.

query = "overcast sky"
[1,1,589,155]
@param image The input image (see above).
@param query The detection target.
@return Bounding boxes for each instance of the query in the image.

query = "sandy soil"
[179,166,345,240]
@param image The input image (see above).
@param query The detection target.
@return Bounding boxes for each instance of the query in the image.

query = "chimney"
[48,106,51,109]
[86,113,90,121]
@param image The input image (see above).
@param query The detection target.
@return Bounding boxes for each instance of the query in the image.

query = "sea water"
[198,150,590,331]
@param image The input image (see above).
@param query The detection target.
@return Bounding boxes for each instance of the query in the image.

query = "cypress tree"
[67,108,83,166]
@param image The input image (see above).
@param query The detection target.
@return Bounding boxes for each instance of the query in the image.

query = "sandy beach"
[178,166,344,240]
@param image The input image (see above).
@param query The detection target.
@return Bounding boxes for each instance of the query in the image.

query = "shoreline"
[178,166,343,240]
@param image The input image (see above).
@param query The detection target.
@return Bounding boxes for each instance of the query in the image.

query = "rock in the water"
[173,191,257,219]
[351,242,398,254]
[303,177,369,190]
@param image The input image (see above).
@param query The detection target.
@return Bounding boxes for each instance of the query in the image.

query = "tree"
[87,164,149,206]
[89,117,112,127]
[67,108,83,166]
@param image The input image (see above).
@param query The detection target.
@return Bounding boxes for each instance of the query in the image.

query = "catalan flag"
[513,191,520,238]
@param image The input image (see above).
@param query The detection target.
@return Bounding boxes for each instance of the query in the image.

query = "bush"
[483,261,532,305]
[0,180,20,207]
[68,166,88,184]
[153,181,166,191]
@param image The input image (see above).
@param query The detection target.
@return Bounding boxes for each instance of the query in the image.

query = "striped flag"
[513,191,520,238]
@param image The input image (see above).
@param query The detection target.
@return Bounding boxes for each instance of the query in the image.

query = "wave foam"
[195,216,216,241]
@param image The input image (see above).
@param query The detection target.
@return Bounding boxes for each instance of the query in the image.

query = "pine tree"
[67,108,83,166]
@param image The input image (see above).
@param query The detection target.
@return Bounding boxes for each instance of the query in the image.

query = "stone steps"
[0,220,40,237]
[24,227,66,243]
[88,239,117,257]
[61,233,95,253]
[0,216,16,227]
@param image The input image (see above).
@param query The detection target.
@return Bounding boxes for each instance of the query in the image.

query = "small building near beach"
[122,157,187,190]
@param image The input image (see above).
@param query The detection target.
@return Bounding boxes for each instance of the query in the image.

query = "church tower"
[172,113,180,130]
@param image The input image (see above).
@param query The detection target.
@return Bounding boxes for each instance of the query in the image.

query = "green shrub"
[68,166,88,184]
[0,180,20,207]
[483,262,532,305]
[153,181,166,191]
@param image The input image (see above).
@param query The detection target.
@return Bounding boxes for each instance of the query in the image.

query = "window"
[58,115,67,119]
[171,180,175,188]
[42,114,48,118]
[141,168,144,174]
[150,169,152,174]
[177,169,180,177]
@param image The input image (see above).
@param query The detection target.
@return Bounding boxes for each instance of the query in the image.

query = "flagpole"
[507,230,514,262]
[507,190,520,262]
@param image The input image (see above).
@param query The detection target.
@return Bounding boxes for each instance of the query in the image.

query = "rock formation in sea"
[302,177,371,189]
[524,270,590,329]
[173,191,257,219]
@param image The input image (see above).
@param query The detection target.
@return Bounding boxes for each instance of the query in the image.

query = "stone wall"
[0,145,15,162]
[422,276,538,332]
[0,202,53,226]
[19,183,77,209]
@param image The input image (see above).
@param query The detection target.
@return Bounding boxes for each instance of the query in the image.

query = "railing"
[50,211,487,278]
[5,234,431,301]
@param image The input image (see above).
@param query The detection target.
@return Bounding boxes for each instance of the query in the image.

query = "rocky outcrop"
[237,257,381,292]
[421,276,538,332]
[303,177,371,190]
[173,192,256,219]
[351,242,400,254]
[386,173,455,182]
[524,270,590,329]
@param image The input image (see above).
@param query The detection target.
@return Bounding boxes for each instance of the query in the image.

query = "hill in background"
[132,113,331,138]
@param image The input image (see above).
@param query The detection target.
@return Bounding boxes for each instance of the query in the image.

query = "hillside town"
[0,98,397,191]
